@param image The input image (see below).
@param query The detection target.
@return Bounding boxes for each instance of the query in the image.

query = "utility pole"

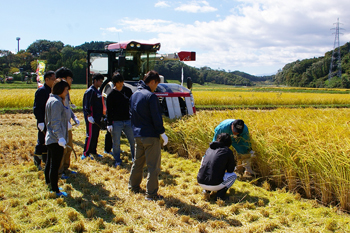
[16,37,20,53]
[328,18,344,81]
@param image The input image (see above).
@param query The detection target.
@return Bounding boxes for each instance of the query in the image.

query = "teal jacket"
[212,119,251,154]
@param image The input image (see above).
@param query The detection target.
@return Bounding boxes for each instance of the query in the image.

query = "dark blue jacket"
[130,80,165,138]
[83,85,103,121]
[33,83,51,123]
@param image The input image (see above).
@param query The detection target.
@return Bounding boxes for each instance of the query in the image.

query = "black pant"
[83,118,100,156]
[105,131,112,153]
[34,129,47,166]
[45,143,64,192]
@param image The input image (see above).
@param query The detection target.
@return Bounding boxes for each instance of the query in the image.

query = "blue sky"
[1,0,350,75]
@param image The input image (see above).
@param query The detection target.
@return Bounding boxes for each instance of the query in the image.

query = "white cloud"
[175,0,217,13]
[120,18,173,33]
[100,27,123,33]
[113,0,350,74]
[155,1,170,8]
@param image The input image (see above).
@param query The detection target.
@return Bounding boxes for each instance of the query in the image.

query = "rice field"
[193,91,350,107]
[164,108,350,211]
[2,88,350,109]
[1,112,350,232]
[1,87,350,213]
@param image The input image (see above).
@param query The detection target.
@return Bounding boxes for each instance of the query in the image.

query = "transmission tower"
[328,18,344,80]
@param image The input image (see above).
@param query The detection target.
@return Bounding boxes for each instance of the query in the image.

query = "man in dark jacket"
[128,70,168,201]
[82,73,104,159]
[106,73,134,166]
[197,133,237,200]
[33,71,56,169]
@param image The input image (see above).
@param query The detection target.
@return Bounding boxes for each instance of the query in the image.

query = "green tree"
[27,40,64,57]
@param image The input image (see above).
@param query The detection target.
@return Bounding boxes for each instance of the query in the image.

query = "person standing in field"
[33,71,56,170]
[106,73,135,167]
[82,73,104,160]
[197,133,237,200]
[213,119,257,176]
[128,70,168,201]
[55,67,80,178]
[44,78,70,197]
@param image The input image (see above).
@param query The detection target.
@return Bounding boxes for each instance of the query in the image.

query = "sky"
[1,0,350,76]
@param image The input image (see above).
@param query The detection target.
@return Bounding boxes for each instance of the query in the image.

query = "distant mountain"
[154,62,273,86]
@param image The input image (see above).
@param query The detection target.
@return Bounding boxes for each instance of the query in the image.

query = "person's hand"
[58,138,66,148]
[161,133,168,146]
[250,150,256,158]
[107,125,113,133]
[88,116,95,124]
[70,104,77,109]
[74,117,80,127]
[38,122,45,132]
[68,122,73,131]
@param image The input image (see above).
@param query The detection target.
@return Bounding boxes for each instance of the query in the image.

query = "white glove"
[68,122,73,131]
[250,150,256,158]
[88,116,95,124]
[161,133,168,146]
[107,125,113,133]
[74,117,80,127]
[38,122,45,132]
[58,138,66,148]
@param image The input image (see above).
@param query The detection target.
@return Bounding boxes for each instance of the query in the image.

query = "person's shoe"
[145,194,164,201]
[104,151,113,155]
[81,154,94,160]
[215,187,228,201]
[37,164,42,171]
[129,186,143,194]
[55,191,68,197]
[114,161,121,167]
[64,170,77,175]
[92,153,103,158]
[202,190,211,195]
[61,174,69,179]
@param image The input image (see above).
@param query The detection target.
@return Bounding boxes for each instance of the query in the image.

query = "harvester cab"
[87,41,196,119]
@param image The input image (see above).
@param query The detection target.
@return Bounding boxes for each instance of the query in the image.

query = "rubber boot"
[243,159,257,176]
[216,187,228,200]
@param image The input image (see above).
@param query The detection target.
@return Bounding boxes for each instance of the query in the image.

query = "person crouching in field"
[197,133,237,201]
[44,79,70,197]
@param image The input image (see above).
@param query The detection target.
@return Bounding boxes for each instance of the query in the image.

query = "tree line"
[274,42,350,88]
[0,39,272,85]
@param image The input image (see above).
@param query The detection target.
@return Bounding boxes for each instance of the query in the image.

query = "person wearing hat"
[212,119,256,176]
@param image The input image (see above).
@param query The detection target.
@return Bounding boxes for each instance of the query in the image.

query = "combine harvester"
[87,41,196,119]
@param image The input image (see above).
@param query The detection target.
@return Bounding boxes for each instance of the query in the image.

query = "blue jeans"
[112,120,135,163]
